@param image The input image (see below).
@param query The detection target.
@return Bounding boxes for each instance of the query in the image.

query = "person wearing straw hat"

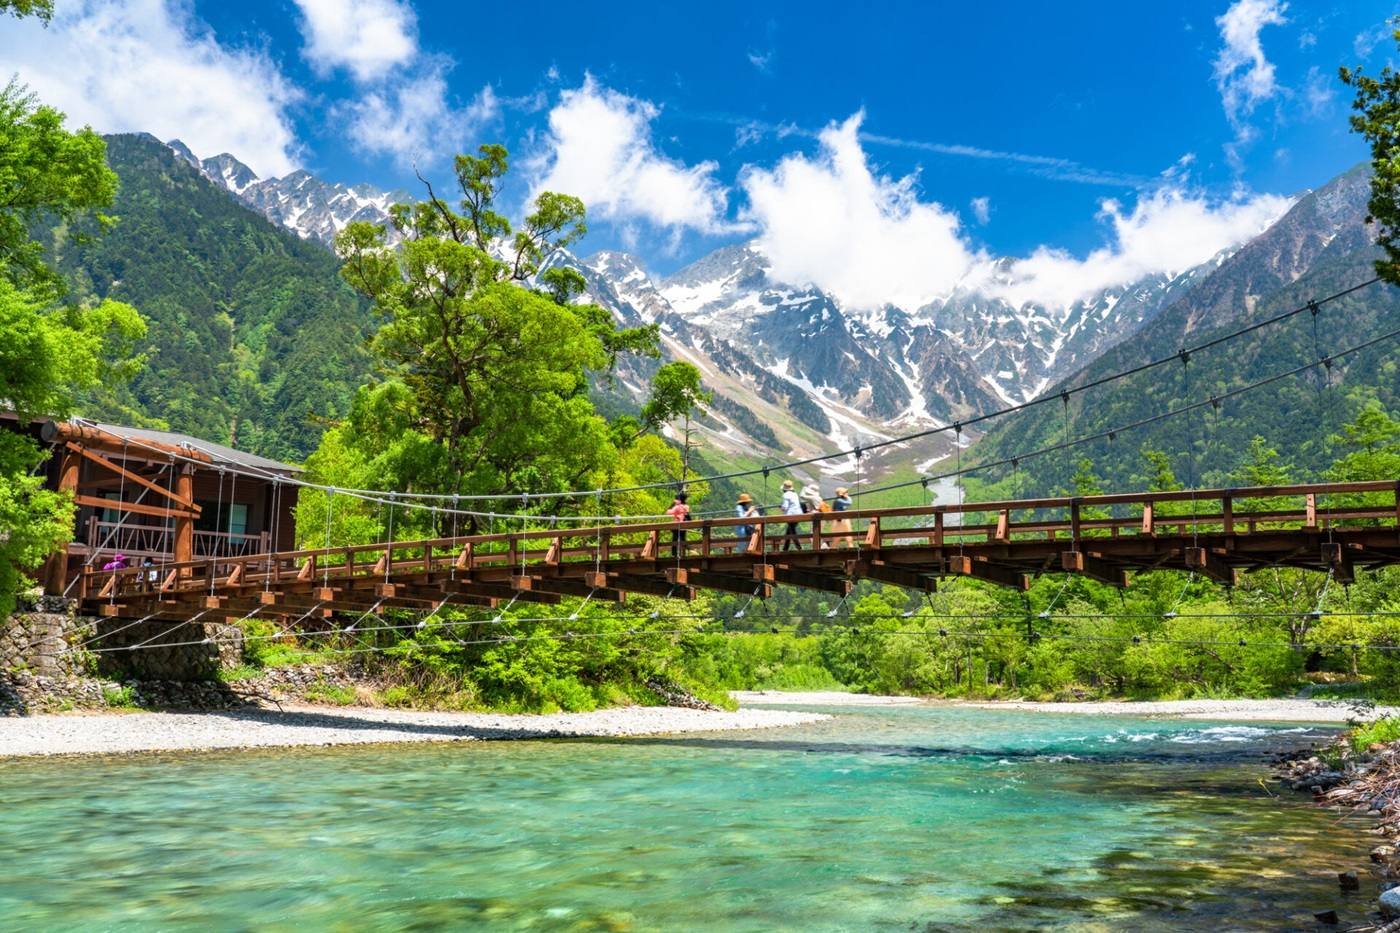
[734,493,760,545]
[832,486,854,547]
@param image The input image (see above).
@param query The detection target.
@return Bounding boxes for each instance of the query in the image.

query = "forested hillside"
[970,164,1400,496]
[36,133,373,461]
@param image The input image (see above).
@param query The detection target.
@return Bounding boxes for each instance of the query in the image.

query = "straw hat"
[781,480,794,489]
[737,493,753,503]
[835,487,848,496]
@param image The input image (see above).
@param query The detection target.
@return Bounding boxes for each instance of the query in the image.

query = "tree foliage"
[315,144,704,530]
[0,85,144,616]
[0,1,51,24]
[1342,21,1400,285]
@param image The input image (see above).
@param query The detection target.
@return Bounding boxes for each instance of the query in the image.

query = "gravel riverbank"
[0,704,829,759]
[732,692,1395,721]
[962,698,1399,722]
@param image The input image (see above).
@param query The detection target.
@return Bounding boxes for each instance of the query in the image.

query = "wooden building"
[1,415,301,596]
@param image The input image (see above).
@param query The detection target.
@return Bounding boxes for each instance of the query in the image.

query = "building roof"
[85,421,303,475]
[0,412,304,476]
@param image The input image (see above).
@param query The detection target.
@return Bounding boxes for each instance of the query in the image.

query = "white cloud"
[980,186,1292,310]
[740,113,983,310]
[345,67,497,168]
[293,0,418,82]
[737,115,1290,312]
[530,77,738,236]
[969,196,991,224]
[1354,22,1393,59]
[1214,0,1288,165]
[0,0,301,176]
[748,50,774,73]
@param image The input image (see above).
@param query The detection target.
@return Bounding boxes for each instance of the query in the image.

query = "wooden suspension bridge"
[82,480,1400,623]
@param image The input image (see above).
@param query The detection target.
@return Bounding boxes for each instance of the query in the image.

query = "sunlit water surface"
[0,704,1379,931]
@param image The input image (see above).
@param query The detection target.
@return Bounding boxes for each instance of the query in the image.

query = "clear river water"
[0,704,1381,931]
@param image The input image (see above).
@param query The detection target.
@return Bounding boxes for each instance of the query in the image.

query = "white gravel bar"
[960,698,1400,722]
[0,704,828,759]
[732,690,926,706]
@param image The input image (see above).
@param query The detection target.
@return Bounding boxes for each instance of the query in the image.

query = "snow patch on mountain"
[166,139,409,248]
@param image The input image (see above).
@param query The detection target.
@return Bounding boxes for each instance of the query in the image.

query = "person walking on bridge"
[780,480,803,551]
[667,491,690,557]
[832,486,854,547]
[735,493,759,547]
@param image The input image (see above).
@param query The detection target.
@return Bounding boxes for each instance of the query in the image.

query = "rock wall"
[0,598,91,677]
[2,596,233,683]
[89,616,224,682]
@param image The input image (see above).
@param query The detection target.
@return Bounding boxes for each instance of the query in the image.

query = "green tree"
[639,361,713,481]
[332,144,694,506]
[1342,21,1400,284]
[0,1,51,23]
[0,85,145,616]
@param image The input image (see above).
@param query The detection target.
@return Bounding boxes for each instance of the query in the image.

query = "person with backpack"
[832,486,854,547]
[780,480,803,551]
[735,493,760,547]
[667,491,690,557]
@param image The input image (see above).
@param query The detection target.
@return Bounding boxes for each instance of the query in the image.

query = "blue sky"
[1,0,1397,307]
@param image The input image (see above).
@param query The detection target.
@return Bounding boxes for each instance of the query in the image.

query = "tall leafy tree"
[319,145,703,528]
[0,79,145,615]
[1342,21,1400,285]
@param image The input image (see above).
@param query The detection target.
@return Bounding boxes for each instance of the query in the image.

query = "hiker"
[667,491,690,557]
[102,553,127,572]
[780,480,803,551]
[799,482,824,513]
[832,486,854,547]
[735,493,759,546]
[142,557,158,584]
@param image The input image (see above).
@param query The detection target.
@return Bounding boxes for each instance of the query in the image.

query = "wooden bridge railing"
[80,480,1400,608]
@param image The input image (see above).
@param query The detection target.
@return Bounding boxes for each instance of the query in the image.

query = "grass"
[304,683,357,706]
[1350,717,1400,754]
[101,685,138,709]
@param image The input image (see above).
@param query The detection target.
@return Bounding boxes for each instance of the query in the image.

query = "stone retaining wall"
[0,598,91,677]
[3,596,236,683]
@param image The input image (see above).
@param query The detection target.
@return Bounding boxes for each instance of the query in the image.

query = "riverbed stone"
[1379,886,1400,918]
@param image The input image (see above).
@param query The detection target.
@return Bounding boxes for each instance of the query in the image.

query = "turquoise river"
[0,704,1381,930]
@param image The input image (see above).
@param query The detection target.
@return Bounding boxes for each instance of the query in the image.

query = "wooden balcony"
[74,518,270,563]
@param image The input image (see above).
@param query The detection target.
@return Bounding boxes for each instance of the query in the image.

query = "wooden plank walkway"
[81,480,1400,622]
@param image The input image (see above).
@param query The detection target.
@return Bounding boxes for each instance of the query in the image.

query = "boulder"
[1379,886,1400,919]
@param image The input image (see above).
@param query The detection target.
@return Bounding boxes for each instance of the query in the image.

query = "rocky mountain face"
[166,140,409,248]
[158,134,1380,489]
[558,241,1234,480]
[973,161,1394,494]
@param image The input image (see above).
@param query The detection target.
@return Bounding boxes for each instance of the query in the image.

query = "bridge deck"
[81,480,1400,622]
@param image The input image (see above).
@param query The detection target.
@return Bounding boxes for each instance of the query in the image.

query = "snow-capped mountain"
[562,240,1240,478]
[166,140,409,248]
[157,136,1265,482]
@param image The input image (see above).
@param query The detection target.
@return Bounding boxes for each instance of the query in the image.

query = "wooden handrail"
[82,479,1400,601]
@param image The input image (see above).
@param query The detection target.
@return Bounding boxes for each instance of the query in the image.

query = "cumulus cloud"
[344,67,497,168]
[734,115,1289,312]
[1213,0,1288,165]
[293,0,418,82]
[740,113,982,310]
[980,186,1293,309]
[530,77,738,236]
[0,0,301,176]
[969,196,991,225]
